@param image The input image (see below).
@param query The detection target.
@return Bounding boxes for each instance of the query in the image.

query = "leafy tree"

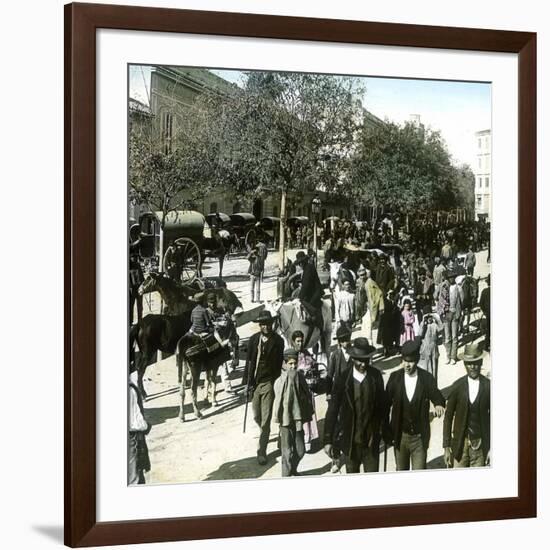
[349,120,465,223]
[203,72,364,268]
[129,100,221,264]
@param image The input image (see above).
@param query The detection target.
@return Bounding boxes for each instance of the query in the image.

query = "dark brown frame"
[65,2,537,547]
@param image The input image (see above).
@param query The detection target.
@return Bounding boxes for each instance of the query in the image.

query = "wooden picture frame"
[65,2,536,546]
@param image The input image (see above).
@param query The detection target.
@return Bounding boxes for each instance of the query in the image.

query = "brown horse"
[175,317,237,422]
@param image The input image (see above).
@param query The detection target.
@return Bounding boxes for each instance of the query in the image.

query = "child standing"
[273,348,314,476]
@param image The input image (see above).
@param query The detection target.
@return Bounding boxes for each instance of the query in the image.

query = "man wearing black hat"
[385,337,445,470]
[294,250,324,332]
[326,325,353,398]
[443,343,490,468]
[324,338,386,473]
[244,310,285,465]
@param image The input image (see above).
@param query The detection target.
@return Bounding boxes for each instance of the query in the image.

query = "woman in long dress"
[291,330,320,452]
[400,299,416,346]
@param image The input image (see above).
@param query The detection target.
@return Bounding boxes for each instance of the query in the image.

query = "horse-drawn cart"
[138,210,207,283]
[229,212,257,253]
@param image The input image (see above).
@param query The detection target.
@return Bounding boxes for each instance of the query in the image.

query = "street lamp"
[311,194,322,266]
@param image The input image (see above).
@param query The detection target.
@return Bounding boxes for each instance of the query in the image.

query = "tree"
[204,72,364,268]
[349,120,462,222]
[129,98,221,267]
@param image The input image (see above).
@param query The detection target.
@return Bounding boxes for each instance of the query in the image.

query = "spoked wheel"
[174,238,201,284]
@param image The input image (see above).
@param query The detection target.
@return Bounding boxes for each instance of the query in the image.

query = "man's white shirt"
[404,370,419,401]
[468,376,480,403]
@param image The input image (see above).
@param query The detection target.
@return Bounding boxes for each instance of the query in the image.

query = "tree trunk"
[278,189,287,271]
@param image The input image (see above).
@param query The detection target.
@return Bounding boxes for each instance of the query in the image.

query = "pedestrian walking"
[400,299,416,346]
[247,244,264,303]
[128,368,151,484]
[273,348,314,476]
[443,343,490,468]
[437,269,463,364]
[479,274,491,351]
[385,338,445,471]
[323,338,386,473]
[335,279,356,333]
[243,311,285,465]
[464,247,476,276]
[419,306,443,382]
[291,330,320,452]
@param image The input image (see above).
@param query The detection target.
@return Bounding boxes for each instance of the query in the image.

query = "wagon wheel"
[245,229,256,252]
[174,237,201,284]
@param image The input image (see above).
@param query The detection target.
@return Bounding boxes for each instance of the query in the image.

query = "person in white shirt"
[336,279,356,333]
[128,369,151,484]
[443,343,491,468]
[385,338,445,470]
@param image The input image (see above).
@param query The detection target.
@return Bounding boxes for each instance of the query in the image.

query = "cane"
[383,444,388,472]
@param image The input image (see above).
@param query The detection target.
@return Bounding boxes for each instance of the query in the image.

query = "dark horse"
[129,310,193,398]
[134,273,242,400]
[198,230,238,278]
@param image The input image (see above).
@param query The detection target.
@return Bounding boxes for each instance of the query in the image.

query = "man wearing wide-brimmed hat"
[326,325,353,399]
[386,337,445,470]
[324,337,386,473]
[243,310,285,465]
[443,343,490,468]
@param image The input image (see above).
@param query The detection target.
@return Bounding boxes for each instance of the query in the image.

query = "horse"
[264,298,332,365]
[129,311,193,398]
[137,272,242,386]
[175,316,237,422]
[138,272,242,317]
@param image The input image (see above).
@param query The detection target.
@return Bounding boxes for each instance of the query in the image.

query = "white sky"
[129,65,491,170]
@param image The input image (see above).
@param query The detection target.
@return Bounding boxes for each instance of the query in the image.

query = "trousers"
[455,437,486,468]
[252,381,275,456]
[394,432,427,470]
[250,275,261,302]
[443,311,460,361]
[279,425,306,476]
[346,443,379,473]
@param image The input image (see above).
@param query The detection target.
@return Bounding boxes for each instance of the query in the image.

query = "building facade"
[474,129,491,221]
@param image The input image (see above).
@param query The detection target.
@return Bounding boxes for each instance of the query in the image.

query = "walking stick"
[383,444,388,472]
[243,368,251,433]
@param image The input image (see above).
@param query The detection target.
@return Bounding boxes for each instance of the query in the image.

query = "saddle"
[184,330,227,359]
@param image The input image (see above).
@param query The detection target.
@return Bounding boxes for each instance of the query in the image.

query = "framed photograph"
[65,3,536,547]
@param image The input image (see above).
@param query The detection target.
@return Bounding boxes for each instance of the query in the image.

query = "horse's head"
[138,271,160,296]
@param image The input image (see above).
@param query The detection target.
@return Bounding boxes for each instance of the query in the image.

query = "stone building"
[474,129,491,221]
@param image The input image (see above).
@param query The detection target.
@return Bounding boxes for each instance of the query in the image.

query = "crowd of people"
[129,213,491,483]
[242,310,490,478]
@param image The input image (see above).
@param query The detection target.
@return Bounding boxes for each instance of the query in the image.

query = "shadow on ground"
[32,526,64,544]
[204,449,280,480]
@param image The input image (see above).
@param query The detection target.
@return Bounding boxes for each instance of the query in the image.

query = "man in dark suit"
[326,325,353,398]
[244,310,285,465]
[294,250,324,332]
[324,338,386,473]
[386,338,445,470]
[443,343,490,468]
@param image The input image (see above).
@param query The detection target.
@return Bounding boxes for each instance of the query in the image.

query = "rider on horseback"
[293,251,324,338]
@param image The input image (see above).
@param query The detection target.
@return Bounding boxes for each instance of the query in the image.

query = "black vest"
[467,391,482,440]
[402,380,422,435]
[256,337,271,384]
[353,377,370,445]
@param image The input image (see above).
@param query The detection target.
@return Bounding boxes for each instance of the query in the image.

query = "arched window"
[232,201,241,213]
[272,206,278,218]
[209,202,217,213]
